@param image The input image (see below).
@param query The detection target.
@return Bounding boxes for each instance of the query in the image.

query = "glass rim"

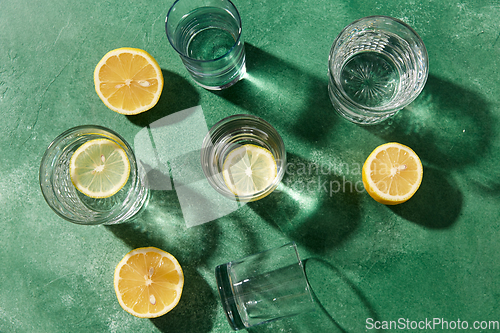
[330,15,429,71]
[39,125,139,225]
[165,0,243,63]
[206,113,275,137]
[42,125,131,154]
[229,241,303,263]
[333,15,427,50]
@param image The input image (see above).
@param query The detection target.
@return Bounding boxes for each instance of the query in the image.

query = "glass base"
[328,84,397,125]
[192,62,247,91]
[103,187,150,225]
[215,263,245,330]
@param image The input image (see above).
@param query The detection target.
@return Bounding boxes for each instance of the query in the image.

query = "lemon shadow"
[389,166,462,229]
[126,69,200,128]
[151,265,217,333]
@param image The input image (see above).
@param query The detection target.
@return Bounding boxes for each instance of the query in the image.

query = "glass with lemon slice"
[201,115,286,202]
[40,125,149,225]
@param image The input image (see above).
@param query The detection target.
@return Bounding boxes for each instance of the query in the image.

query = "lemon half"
[114,247,184,318]
[362,142,423,205]
[94,47,163,115]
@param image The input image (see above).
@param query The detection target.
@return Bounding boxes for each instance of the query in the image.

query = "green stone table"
[1,0,500,332]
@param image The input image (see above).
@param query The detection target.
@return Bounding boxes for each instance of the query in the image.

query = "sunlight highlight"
[279,183,319,213]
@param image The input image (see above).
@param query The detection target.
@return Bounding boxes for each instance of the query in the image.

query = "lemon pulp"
[69,138,130,199]
[222,144,277,198]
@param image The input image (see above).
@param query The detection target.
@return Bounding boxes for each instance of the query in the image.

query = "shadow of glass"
[245,306,339,333]
[249,153,362,254]
[213,43,337,145]
[472,179,500,196]
[140,160,173,191]
[151,265,217,333]
[389,166,463,229]
[105,189,220,265]
[467,147,500,198]
[367,74,494,169]
[304,258,382,333]
[126,69,200,127]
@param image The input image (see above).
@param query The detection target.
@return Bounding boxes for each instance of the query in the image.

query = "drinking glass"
[328,16,428,124]
[215,242,315,330]
[165,0,246,90]
[39,125,149,225]
[200,114,286,202]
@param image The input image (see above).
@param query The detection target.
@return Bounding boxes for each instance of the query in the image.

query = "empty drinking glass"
[215,242,315,330]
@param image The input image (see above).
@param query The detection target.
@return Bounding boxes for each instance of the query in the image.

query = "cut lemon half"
[114,247,184,318]
[362,142,423,205]
[222,144,277,198]
[70,138,130,199]
[94,47,164,115]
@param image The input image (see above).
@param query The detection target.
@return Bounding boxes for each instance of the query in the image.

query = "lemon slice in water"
[222,144,277,198]
[70,138,130,198]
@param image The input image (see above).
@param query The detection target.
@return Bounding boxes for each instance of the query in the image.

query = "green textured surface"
[1,0,500,332]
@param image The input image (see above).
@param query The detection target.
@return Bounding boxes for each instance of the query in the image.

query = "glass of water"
[328,16,428,125]
[39,125,149,225]
[165,0,246,90]
[215,242,315,330]
[201,114,286,202]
